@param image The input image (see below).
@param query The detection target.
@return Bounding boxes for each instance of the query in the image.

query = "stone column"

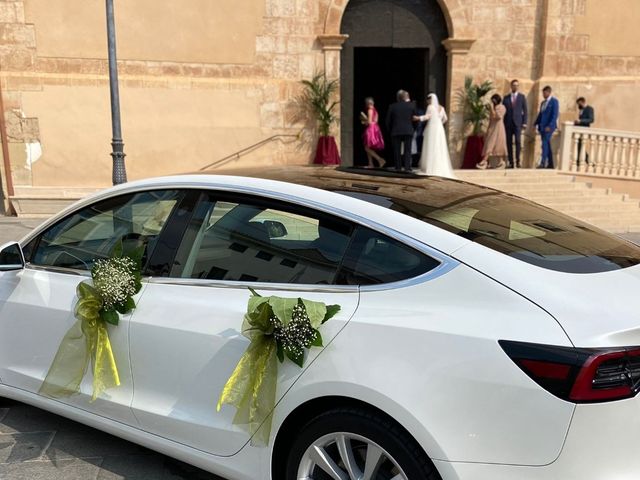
[317,34,348,157]
[317,34,348,79]
[442,38,475,168]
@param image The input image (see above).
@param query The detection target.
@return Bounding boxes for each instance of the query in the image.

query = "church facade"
[0,0,639,197]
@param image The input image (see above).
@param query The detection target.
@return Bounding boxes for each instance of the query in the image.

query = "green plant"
[456,76,494,136]
[300,72,339,137]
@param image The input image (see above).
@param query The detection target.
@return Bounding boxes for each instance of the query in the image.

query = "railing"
[199,132,301,171]
[559,121,640,178]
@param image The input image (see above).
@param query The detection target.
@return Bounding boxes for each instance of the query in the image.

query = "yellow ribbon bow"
[217,300,279,447]
[39,281,120,402]
[218,291,340,447]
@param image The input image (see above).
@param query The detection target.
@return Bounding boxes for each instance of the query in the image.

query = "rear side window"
[335,186,640,274]
[337,227,440,285]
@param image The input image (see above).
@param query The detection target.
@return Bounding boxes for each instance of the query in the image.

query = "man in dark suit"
[574,97,595,166]
[386,90,416,172]
[503,79,528,168]
[534,85,560,169]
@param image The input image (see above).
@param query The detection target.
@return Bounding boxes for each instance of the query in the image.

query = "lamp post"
[105,0,126,185]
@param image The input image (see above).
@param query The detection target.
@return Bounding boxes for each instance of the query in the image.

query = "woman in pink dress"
[477,94,508,169]
[362,97,386,168]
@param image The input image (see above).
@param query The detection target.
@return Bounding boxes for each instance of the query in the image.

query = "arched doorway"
[340,0,449,166]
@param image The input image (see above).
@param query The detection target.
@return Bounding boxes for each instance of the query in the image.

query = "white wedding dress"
[417,94,455,178]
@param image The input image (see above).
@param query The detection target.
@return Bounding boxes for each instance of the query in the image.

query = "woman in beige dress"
[477,94,508,169]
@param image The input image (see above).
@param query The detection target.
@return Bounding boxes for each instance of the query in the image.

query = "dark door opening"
[353,47,429,166]
[340,0,449,167]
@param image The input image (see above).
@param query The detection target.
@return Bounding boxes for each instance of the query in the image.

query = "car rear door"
[128,189,360,455]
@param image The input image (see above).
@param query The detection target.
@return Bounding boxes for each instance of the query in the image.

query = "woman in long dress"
[476,94,508,169]
[361,97,386,168]
[415,94,455,178]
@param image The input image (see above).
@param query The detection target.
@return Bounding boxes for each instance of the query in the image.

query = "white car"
[1,166,640,480]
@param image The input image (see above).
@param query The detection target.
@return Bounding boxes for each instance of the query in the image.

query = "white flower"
[272,304,317,358]
[92,257,137,309]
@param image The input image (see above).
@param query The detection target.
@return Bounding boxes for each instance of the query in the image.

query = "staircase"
[9,186,102,217]
[8,171,640,233]
[456,169,640,234]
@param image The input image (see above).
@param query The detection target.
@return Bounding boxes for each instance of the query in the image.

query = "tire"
[285,406,442,480]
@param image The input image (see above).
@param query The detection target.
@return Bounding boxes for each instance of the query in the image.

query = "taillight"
[500,340,640,403]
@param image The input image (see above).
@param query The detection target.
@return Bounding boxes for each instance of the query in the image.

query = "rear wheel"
[285,407,441,480]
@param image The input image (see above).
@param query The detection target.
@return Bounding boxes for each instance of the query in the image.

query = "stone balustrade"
[560,121,640,178]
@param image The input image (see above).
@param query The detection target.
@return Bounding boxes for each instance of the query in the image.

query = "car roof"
[195,165,499,210]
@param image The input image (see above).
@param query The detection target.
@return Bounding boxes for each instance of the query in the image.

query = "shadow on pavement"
[0,398,224,479]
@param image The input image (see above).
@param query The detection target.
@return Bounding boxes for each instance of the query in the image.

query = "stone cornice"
[317,34,349,51]
[442,38,476,55]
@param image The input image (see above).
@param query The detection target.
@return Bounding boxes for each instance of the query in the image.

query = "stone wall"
[0,0,327,187]
[0,0,639,189]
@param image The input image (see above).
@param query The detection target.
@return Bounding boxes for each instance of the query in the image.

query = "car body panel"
[129,280,359,456]
[271,263,575,467]
[453,242,640,347]
[2,169,639,479]
[434,397,640,480]
[0,267,140,426]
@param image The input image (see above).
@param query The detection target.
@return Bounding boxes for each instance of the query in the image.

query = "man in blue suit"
[534,85,559,169]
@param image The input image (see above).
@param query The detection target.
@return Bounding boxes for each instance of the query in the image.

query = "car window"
[334,187,640,274]
[337,226,441,285]
[171,193,353,284]
[31,190,184,271]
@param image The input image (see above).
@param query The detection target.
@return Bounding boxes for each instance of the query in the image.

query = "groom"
[386,90,417,172]
[534,85,559,169]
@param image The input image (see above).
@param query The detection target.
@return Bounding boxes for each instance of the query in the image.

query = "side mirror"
[0,242,25,271]
[263,220,288,239]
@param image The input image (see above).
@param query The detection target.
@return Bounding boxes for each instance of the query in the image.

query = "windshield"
[334,187,640,274]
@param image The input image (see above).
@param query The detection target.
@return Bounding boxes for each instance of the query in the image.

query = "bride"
[415,93,455,178]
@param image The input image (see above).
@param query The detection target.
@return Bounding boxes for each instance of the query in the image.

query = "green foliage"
[246,288,337,368]
[323,304,341,324]
[286,348,305,368]
[100,308,119,326]
[301,298,327,329]
[300,72,339,137]
[456,76,494,136]
[311,330,323,347]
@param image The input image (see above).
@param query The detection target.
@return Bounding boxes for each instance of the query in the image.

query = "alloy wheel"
[296,432,409,480]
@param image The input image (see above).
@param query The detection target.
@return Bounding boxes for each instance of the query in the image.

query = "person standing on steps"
[476,94,508,169]
[574,97,595,167]
[415,93,454,178]
[534,85,559,169]
[503,79,528,168]
[386,90,417,173]
[361,97,386,168]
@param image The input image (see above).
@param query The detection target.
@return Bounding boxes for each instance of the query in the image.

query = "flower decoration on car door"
[217,288,340,446]
[39,240,143,402]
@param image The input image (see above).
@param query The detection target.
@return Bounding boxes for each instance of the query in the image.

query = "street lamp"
[105,0,126,185]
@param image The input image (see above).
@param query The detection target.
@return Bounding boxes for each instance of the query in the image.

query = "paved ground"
[1,215,639,479]
[0,217,43,243]
[0,398,221,480]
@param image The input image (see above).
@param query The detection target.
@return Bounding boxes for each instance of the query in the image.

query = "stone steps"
[9,172,640,234]
[9,187,102,217]
[526,196,633,206]
[456,169,640,233]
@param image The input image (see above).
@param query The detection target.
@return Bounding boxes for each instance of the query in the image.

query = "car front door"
[129,190,360,455]
[0,189,185,426]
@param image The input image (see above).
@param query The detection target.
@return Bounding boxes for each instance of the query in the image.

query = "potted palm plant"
[457,76,493,168]
[300,72,341,165]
